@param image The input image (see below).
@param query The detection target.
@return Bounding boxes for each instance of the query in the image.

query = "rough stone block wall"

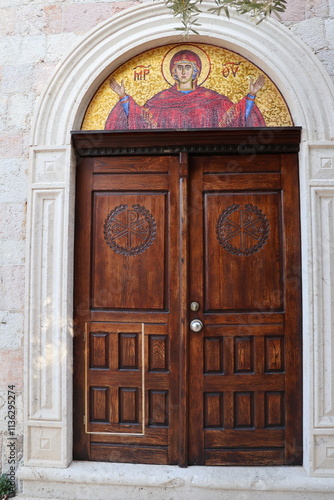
[281,0,334,79]
[0,0,333,490]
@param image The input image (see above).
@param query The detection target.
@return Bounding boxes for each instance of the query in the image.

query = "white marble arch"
[20,2,334,497]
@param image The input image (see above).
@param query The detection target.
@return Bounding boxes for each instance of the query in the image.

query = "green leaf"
[161,0,288,35]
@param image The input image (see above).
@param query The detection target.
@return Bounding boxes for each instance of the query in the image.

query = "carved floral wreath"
[216,203,270,256]
[104,204,157,256]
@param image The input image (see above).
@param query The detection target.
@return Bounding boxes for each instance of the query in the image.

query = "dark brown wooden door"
[74,155,181,464]
[73,132,302,466]
[188,154,302,465]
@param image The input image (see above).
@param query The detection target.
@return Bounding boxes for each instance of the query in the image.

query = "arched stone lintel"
[30,2,334,146]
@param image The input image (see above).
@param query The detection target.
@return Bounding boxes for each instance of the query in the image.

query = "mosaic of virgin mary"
[105,47,266,129]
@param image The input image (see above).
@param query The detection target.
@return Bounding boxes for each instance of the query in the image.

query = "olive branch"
[163,0,287,36]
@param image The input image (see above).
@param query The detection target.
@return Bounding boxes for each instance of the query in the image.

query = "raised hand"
[249,75,265,95]
[109,78,126,98]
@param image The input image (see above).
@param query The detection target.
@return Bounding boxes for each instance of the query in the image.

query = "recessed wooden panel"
[234,392,254,429]
[85,322,146,434]
[92,192,167,310]
[204,173,281,190]
[94,156,170,174]
[265,336,284,372]
[203,155,281,174]
[90,387,109,422]
[204,393,224,428]
[119,333,139,370]
[205,449,285,466]
[149,390,169,426]
[93,174,169,191]
[205,429,285,449]
[148,335,168,372]
[119,387,139,424]
[89,333,109,369]
[204,192,282,312]
[90,443,168,465]
[265,392,284,427]
[234,336,254,373]
[204,337,224,373]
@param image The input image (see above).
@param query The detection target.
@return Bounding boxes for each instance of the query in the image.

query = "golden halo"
[161,44,211,86]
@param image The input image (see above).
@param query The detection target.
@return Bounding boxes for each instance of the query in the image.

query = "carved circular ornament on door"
[216,203,270,256]
[104,204,157,256]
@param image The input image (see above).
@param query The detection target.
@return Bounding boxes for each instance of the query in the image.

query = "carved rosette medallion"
[104,204,157,256]
[216,203,270,256]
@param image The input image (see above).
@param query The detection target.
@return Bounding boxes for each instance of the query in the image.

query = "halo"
[161,44,211,86]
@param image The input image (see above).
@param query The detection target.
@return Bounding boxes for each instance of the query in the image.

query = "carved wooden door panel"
[74,155,181,464]
[73,130,302,466]
[188,154,302,465]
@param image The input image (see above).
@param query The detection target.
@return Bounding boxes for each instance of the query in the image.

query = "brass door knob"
[190,319,203,332]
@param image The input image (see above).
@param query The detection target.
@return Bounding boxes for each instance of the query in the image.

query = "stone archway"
[19,2,334,497]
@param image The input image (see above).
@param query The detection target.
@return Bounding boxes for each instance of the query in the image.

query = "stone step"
[16,462,334,500]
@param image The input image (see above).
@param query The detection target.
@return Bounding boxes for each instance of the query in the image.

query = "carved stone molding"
[314,434,334,475]
[27,190,64,422]
[312,188,334,429]
[24,148,73,468]
[309,144,334,182]
[26,426,63,466]
[31,148,67,184]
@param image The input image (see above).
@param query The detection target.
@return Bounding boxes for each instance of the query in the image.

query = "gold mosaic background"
[81,43,293,130]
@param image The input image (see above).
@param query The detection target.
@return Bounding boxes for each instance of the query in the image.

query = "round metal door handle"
[190,319,204,332]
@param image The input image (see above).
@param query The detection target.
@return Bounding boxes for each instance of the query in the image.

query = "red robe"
[105,85,265,130]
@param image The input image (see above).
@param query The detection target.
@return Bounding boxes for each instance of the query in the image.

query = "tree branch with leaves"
[163,0,287,36]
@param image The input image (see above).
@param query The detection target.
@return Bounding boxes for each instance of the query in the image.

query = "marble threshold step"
[16,461,334,500]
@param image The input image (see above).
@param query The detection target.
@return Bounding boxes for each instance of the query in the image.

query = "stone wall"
[281,0,334,79]
[0,0,333,488]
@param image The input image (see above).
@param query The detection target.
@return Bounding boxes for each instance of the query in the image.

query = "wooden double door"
[73,131,302,466]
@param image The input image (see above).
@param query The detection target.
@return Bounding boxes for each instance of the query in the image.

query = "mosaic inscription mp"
[82,43,293,130]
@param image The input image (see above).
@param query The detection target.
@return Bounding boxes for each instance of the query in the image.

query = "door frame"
[72,127,302,466]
